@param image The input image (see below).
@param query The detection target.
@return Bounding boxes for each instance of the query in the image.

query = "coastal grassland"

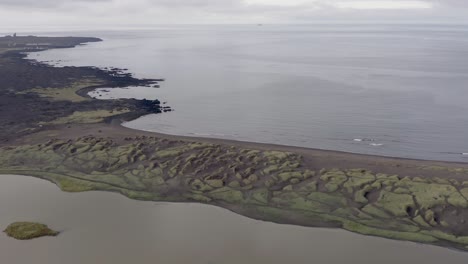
[22,79,105,102]
[4,222,59,240]
[1,136,468,251]
[42,109,131,125]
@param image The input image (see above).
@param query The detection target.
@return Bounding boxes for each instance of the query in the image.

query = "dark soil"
[0,36,169,143]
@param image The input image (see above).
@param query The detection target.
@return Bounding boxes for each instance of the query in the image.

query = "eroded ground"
[1,135,468,250]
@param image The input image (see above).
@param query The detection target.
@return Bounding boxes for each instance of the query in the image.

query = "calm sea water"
[24,24,468,162]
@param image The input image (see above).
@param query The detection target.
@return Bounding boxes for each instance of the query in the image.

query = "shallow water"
[23,24,468,162]
[1,174,467,264]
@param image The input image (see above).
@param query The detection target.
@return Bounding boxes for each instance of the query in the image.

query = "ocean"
[22,24,468,161]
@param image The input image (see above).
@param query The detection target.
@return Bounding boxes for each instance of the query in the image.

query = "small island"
[4,222,59,240]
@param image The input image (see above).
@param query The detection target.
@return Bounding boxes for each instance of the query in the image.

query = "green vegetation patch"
[44,109,130,125]
[4,222,59,240]
[26,79,104,102]
[375,190,415,217]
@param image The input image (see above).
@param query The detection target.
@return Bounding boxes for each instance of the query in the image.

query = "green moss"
[264,178,277,188]
[278,172,303,182]
[424,210,438,226]
[400,181,467,209]
[43,109,129,125]
[343,221,438,243]
[190,179,214,192]
[247,174,258,183]
[142,176,165,187]
[320,169,347,184]
[254,206,287,221]
[343,171,375,193]
[263,165,279,175]
[393,187,411,194]
[251,189,270,204]
[306,192,347,207]
[290,178,301,184]
[122,189,159,201]
[26,79,104,102]
[460,188,468,200]
[209,187,244,203]
[447,192,468,208]
[298,181,317,192]
[358,219,420,233]
[263,151,291,161]
[186,193,212,203]
[361,205,391,218]
[354,185,374,203]
[228,181,241,188]
[375,191,415,217]
[288,197,331,213]
[279,161,300,171]
[324,182,340,192]
[155,148,186,159]
[243,174,259,186]
[4,222,59,240]
[302,170,316,179]
[206,179,225,188]
[421,230,468,245]
[412,215,431,228]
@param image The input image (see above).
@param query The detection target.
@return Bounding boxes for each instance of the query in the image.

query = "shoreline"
[14,36,467,165]
[1,36,468,252]
[121,122,468,167]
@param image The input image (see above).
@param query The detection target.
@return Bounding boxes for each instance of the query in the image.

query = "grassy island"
[4,222,59,240]
[1,36,468,252]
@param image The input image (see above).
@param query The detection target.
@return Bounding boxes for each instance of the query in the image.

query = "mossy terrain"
[22,79,105,102]
[3,222,59,240]
[43,109,131,125]
[1,136,468,251]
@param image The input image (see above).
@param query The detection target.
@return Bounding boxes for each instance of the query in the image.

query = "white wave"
[370,143,384,147]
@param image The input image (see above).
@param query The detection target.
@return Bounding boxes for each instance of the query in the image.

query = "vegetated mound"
[4,222,59,240]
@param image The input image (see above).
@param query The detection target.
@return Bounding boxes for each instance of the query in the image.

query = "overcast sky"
[0,0,467,29]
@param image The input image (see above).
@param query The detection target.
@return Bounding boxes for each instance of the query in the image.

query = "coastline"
[1,36,468,252]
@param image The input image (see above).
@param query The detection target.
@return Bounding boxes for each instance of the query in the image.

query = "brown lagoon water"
[1,174,467,264]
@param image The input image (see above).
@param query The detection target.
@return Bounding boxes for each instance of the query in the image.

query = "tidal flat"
[1,35,468,253]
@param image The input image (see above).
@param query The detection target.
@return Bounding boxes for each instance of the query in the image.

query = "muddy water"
[1,174,467,264]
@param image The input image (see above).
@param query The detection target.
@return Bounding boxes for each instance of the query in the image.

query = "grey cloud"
[0,0,111,8]
[0,0,467,26]
[0,0,466,9]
